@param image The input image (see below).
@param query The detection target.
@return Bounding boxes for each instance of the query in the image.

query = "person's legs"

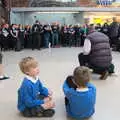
[21,94,45,117]
[44,33,50,48]
[90,65,109,80]
[0,53,9,80]
[32,34,37,50]
[78,53,89,66]
[31,106,44,117]
[37,95,55,117]
[76,36,81,47]
[22,94,55,117]
[99,71,109,80]
[37,34,41,50]
[0,64,4,77]
[91,63,115,74]
[52,33,55,47]
[22,108,33,117]
[55,33,59,46]
[42,109,55,117]
[22,106,44,117]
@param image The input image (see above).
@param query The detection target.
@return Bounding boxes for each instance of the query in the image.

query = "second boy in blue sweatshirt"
[63,66,96,119]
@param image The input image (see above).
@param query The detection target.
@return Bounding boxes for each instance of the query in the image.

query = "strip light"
[36,11,80,13]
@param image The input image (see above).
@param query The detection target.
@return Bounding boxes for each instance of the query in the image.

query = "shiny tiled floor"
[0,47,120,120]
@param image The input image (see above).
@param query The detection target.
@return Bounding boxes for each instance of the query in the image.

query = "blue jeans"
[44,33,51,48]
[52,33,59,46]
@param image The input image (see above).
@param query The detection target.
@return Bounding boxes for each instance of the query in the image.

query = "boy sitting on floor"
[17,57,55,117]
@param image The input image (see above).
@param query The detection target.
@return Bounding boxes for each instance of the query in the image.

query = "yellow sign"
[93,18,102,24]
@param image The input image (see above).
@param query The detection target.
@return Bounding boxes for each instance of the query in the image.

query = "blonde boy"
[18,57,55,117]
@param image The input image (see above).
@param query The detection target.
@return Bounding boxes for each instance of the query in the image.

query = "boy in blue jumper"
[63,66,96,119]
[18,57,55,117]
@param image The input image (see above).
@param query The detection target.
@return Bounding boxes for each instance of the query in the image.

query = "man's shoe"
[99,71,109,80]
[0,76,10,80]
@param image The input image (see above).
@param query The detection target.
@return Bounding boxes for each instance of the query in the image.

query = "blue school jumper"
[17,77,49,112]
[63,81,96,119]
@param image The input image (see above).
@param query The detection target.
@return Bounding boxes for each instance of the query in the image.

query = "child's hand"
[42,101,55,109]
[48,89,53,96]
[44,97,51,103]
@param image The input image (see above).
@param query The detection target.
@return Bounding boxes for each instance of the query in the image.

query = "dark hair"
[35,20,39,23]
[66,75,77,89]
[88,24,95,33]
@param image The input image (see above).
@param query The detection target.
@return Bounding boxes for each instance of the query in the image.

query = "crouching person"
[63,66,96,119]
[17,57,55,117]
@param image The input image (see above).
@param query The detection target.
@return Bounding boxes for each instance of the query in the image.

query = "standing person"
[32,20,41,50]
[78,24,114,80]
[43,24,52,48]
[24,25,31,48]
[51,23,59,47]
[81,24,89,46]
[109,17,119,47]
[101,23,109,36]
[63,66,96,119]
[74,25,81,47]
[18,24,25,50]
[1,24,10,51]
[63,25,69,47]
[10,24,19,51]
[18,57,55,117]
[95,23,102,32]
[0,52,9,80]
[68,25,75,47]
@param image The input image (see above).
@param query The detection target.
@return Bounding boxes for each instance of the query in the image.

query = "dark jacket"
[87,31,112,68]
[109,22,119,37]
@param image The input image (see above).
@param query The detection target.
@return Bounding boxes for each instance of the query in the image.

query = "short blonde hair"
[19,57,38,74]
[73,66,91,87]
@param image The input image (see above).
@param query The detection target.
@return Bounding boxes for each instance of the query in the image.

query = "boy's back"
[63,66,96,119]
[63,81,96,119]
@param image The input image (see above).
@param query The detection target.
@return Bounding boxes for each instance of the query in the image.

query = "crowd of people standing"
[0,18,120,51]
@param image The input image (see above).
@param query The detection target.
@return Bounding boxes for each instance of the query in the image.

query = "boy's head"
[73,66,91,88]
[19,57,39,77]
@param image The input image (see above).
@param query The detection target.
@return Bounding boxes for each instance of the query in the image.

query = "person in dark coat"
[109,17,119,47]
[10,24,19,51]
[43,24,52,48]
[101,23,109,36]
[1,24,10,51]
[51,24,59,47]
[24,25,32,48]
[78,24,114,80]
[32,20,41,50]
[18,24,25,50]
